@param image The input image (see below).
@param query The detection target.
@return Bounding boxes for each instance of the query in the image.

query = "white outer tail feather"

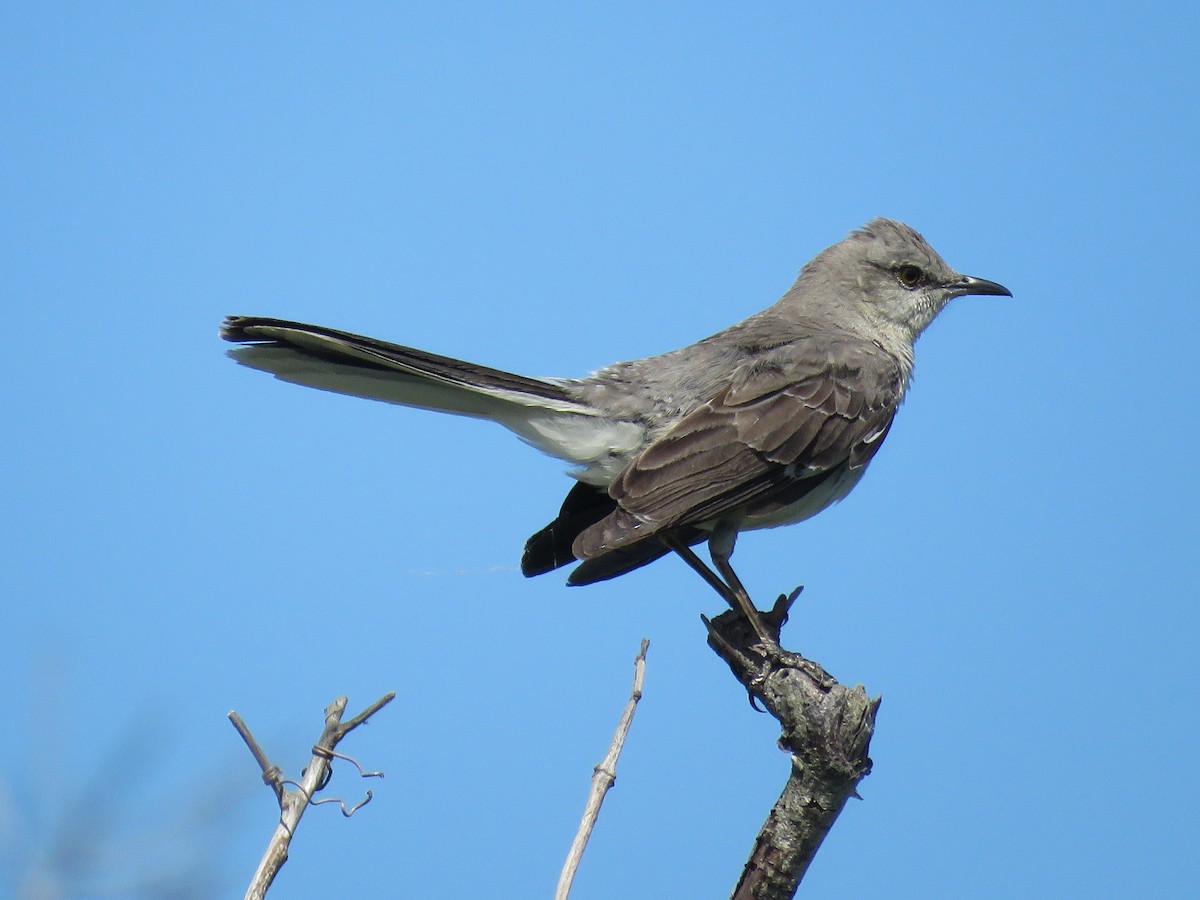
[228,346,643,481]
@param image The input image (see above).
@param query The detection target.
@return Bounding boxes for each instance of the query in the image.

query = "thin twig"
[229,711,285,804]
[230,692,396,900]
[555,639,650,900]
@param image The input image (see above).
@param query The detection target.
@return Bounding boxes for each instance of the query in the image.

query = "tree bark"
[704,592,879,899]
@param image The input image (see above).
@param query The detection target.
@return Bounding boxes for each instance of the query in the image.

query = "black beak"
[953,275,1012,298]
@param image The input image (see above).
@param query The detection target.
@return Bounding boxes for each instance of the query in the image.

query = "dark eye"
[896,265,925,288]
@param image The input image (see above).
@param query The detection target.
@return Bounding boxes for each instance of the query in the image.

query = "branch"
[556,638,650,900]
[229,692,396,899]
[704,590,879,899]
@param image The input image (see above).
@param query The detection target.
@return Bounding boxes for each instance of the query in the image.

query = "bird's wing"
[572,337,903,557]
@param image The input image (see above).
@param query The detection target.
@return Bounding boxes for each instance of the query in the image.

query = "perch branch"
[705,590,879,899]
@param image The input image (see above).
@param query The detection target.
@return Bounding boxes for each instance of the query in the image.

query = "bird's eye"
[896,265,925,288]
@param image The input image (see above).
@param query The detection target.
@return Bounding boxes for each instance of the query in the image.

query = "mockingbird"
[221,218,1008,642]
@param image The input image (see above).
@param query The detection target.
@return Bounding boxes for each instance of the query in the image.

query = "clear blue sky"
[3,3,1197,897]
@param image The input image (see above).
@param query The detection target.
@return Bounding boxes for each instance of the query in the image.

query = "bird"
[220,218,1009,642]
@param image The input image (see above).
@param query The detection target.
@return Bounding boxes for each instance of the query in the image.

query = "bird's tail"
[220,316,641,468]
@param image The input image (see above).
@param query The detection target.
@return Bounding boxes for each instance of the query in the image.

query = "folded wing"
[571,337,904,563]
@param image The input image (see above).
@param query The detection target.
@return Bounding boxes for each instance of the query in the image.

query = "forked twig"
[230,692,396,899]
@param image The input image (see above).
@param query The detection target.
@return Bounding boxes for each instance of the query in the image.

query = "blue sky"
[3,2,1197,897]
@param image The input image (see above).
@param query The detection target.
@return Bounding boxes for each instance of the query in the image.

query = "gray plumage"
[220,218,1009,608]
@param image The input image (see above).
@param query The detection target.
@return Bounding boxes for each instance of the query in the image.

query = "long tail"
[220,316,643,469]
[224,316,697,583]
[221,315,585,413]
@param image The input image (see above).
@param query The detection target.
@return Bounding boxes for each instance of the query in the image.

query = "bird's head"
[789,218,1011,345]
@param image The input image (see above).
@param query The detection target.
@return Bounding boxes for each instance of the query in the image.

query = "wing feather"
[573,337,903,558]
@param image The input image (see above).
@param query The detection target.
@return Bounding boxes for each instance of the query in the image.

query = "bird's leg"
[713,557,775,646]
[664,529,776,646]
[707,525,776,646]
[662,535,741,610]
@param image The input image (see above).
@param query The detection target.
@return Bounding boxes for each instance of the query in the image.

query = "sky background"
[3,2,1198,898]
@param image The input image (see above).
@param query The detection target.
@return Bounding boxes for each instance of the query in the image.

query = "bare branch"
[230,692,396,899]
[229,711,285,805]
[705,592,878,900]
[556,639,650,900]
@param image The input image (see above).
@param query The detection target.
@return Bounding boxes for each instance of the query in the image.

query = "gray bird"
[221,218,1009,641]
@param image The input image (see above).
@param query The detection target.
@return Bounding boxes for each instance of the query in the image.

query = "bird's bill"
[953,275,1012,298]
